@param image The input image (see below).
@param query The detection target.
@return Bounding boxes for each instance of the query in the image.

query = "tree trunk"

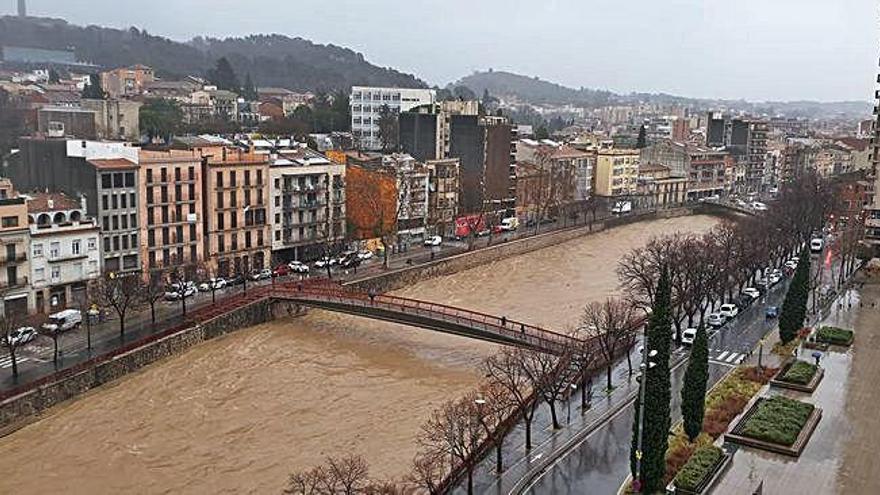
[211,288,216,304]
[548,399,560,429]
[524,414,533,450]
[150,303,156,324]
[606,364,613,390]
[8,345,17,377]
[119,314,126,338]
[52,335,59,363]
[626,349,633,376]
[467,467,473,495]
[495,435,504,473]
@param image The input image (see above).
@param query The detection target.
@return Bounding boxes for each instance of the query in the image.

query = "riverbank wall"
[0,208,694,434]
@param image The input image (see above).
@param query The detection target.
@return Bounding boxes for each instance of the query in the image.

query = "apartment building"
[269,146,346,262]
[138,149,205,274]
[28,192,100,313]
[350,86,436,150]
[705,112,768,192]
[201,148,270,276]
[100,64,155,98]
[594,148,640,197]
[426,158,460,236]
[89,158,140,273]
[0,193,31,317]
[637,164,687,208]
[384,154,429,243]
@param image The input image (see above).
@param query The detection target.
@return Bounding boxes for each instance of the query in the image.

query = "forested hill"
[456,70,615,106]
[0,16,426,92]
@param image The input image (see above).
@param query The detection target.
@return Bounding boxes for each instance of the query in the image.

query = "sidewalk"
[712,286,862,495]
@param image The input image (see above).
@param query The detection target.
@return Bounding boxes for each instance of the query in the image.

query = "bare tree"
[0,313,23,377]
[418,395,484,495]
[520,347,568,430]
[407,452,446,495]
[581,298,638,391]
[474,381,518,473]
[483,348,539,450]
[91,271,143,338]
[141,268,166,325]
[284,465,327,495]
[325,455,370,495]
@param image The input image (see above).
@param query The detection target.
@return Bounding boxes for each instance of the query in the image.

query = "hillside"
[0,16,426,92]
[456,70,615,106]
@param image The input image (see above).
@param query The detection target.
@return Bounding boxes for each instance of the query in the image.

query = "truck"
[41,309,83,333]
[500,217,520,231]
[454,214,486,238]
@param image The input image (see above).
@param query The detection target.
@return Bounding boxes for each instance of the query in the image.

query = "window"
[148,229,155,245]
[188,166,195,180]
[218,234,225,252]
[244,170,251,186]
[176,226,183,243]
[217,213,224,230]
[230,171,236,187]
[112,216,119,230]
[244,189,251,206]
[160,168,168,182]
[161,186,168,203]
[102,174,112,188]
[130,213,137,228]
[231,233,238,251]
[188,184,195,199]
[146,187,154,205]
[88,260,98,274]
[112,195,118,209]
[131,233,137,247]
[120,193,127,209]
[189,224,196,240]
[1,216,18,227]
[146,169,153,184]
[34,267,45,282]
[121,215,128,229]
[122,235,129,250]
[216,171,223,187]
[175,184,182,199]
[175,205,182,222]
[230,212,237,228]
[32,243,43,257]
[51,266,60,281]
[148,251,156,268]
[190,245,197,263]
[245,231,252,248]
[175,167,181,181]
[49,242,60,258]
[102,195,109,210]
[6,266,16,286]
[113,173,123,188]
[161,207,168,223]
[130,193,136,206]
[257,230,264,246]
[103,237,111,252]
[125,172,134,187]
[274,178,280,189]
[162,227,169,244]
[230,190,237,207]
[216,192,224,208]
[72,240,81,256]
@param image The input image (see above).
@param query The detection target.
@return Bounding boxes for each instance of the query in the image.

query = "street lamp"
[633,342,658,493]
[566,382,577,425]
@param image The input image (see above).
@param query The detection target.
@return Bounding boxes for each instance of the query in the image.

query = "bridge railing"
[272,281,579,353]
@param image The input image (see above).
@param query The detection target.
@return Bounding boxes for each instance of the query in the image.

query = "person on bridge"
[500,316,507,327]
[368,288,376,304]
[520,323,525,333]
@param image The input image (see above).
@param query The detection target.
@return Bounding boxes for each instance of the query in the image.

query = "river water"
[0,216,719,494]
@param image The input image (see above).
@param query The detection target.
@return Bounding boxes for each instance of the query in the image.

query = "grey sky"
[6,0,877,101]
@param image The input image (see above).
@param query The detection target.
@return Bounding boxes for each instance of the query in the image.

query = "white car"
[769,271,782,285]
[681,328,697,346]
[165,282,197,301]
[719,303,739,319]
[742,287,761,300]
[198,278,227,292]
[356,251,374,261]
[288,261,310,273]
[314,257,336,268]
[4,326,37,346]
[250,269,272,281]
[810,238,824,253]
[751,201,768,211]
[424,235,443,247]
[707,313,725,328]
[755,276,769,287]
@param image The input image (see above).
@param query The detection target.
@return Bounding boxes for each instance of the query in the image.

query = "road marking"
[0,355,28,368]
[716,351,730,362]
[724,352,742,364]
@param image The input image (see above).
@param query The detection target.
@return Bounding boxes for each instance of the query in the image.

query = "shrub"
[674,445,724,492]
[740,396,814,446]
[780,361,817,385]
[815,326,854,346]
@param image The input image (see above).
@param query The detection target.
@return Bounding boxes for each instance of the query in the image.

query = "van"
[810,238,824,253]
[42,309,83,333]
[500,217,519,231]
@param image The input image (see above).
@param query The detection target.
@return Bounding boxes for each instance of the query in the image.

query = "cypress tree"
[630,266,672,492]
[681,324,709,442]
[779,248,810,344]
[636,125,647,149]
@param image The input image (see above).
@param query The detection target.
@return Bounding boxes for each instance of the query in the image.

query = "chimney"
[17,0,26,17]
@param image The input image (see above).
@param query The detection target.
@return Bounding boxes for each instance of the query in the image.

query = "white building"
[27,192,100,313]
[269,145,346,262]
[383,154,429,244]
[350,86,436,150]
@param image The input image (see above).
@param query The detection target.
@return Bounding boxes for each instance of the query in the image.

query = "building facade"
[100,65,155,99]
[594,148,640,197]
[426,158,460,237]
[0,194,31,317]
[88,158,140,273]
[350,86,436,150]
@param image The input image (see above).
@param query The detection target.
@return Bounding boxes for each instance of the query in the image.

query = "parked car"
[272,264,291,277]
[765,306,779,319]
[424,235,443,247]
[288,261,310,273]
[165,281,197,301]
[681,328,697,345]
[339,253,362,269]
[500,217,520,231]
[42,309,83,333]
[356,251,374,261]
[707,313,725,328]
[810,237,824,253]
[314,256,336,268]
[250,269,272,281]
[755,276,769,287]
[698,195,720,203]
[769,272,782,285]
[226,274,245,286]
[719,303,739,319]
[750,201,768,211]
[3,326,37,346]
[734,198,748,207]
[742,287,761,300]
[198,278,227,292]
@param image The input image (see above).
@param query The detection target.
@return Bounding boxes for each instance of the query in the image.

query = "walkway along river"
[0,215,720,494]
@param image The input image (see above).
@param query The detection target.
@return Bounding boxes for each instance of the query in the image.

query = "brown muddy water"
[0,216,719,494]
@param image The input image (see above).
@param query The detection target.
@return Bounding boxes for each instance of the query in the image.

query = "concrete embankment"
[0,208,693,434]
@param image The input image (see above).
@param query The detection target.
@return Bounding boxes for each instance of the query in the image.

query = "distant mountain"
[455,70,615,106]
[457,70,871,119]
[0,16,426,92]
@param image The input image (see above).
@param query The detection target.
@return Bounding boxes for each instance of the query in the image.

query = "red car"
[272,264,291,277]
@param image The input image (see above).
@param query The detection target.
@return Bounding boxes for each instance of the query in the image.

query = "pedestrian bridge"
[270,280,579,354]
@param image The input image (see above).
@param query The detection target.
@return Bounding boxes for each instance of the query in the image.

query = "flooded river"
[0,216,719,494]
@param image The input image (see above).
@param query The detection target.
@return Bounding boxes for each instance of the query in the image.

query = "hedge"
[780,361,817,385]
[740,396,814,446]
[815,326,853,346]
[674,445,723,492]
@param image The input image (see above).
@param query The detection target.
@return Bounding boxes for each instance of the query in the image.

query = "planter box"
[666,451,733,495]
[814,327,854,347]
[724,398,822,457]
[803,340,830,352]
[770,361,824,393]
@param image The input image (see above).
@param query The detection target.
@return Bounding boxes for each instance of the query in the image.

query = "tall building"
[863,66,880,253]
[269,146,346,262]
[138,149,205,275]
[448,115,514,214]
[704,112,768,192]
[100,65,155,99]
[350,86,436,150]
[593,148,640,197]
[426,158,460,237]
[0,191,31,317]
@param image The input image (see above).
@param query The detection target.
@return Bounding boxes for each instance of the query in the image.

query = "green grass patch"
[673,445,724,492]
[740,396,814,446]
[780,361,817,385]
[815,326,854,346]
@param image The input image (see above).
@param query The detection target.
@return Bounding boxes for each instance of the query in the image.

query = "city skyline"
[3,0,876,102]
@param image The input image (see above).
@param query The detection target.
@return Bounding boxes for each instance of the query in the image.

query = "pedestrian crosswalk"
[709,350,746,366]
[0,355,28,369]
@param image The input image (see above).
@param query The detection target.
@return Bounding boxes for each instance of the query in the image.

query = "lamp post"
[633,339,658,493]
[758,338,765,372]
[566,382,577,425]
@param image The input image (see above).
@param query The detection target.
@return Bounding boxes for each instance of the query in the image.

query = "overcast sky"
[6,0,878,101]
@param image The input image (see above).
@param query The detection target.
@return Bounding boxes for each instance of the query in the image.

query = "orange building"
[100,64,155,98]
[345,165,397,241]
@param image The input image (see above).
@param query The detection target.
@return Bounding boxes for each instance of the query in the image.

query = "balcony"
[0,276,29,290]
[0,252,27,265]
[48,253,89,263]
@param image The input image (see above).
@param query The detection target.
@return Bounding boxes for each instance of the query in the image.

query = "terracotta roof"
[835,137,869,152]
[87,158,138,170]
[26,192,81,213]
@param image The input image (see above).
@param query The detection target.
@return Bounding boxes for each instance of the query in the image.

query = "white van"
[42,309,83,333]
[500,217,519,231]
[810,237,824,253]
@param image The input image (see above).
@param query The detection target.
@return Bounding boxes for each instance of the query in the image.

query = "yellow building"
[594,148,640,197]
